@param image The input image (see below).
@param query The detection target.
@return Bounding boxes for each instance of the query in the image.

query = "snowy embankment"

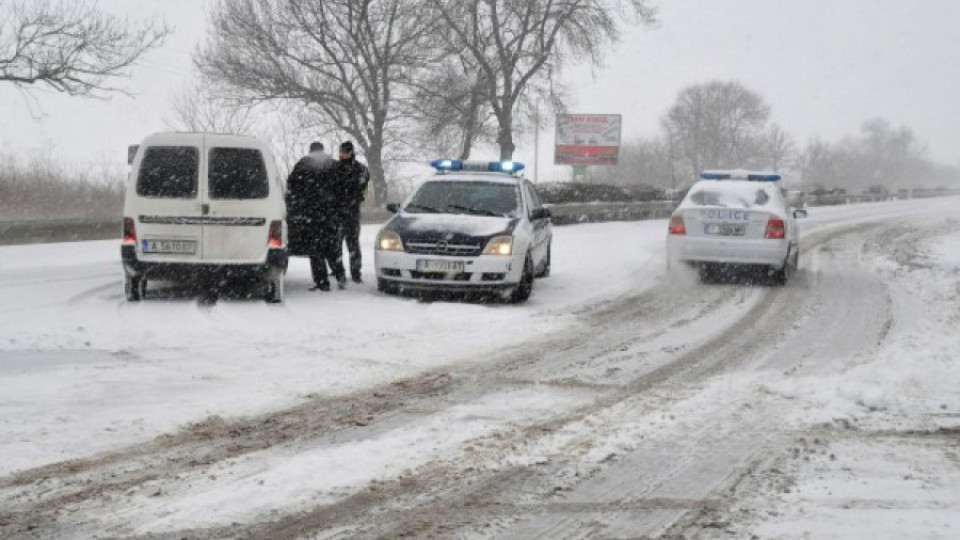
[0,220,664,475]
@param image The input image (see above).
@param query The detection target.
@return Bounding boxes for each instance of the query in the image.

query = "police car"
[374,159,552,302]
[666,170,807,284]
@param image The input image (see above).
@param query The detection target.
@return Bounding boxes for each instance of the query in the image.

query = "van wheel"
[125,275,146,301]
[264,275,284,303]
[509,254,535,304]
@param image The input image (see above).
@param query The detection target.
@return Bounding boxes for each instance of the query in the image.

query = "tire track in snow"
[89,221,897,540]
[2,217,933,540]
[0,277,746,539]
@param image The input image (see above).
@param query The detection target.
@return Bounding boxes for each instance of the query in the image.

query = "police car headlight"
[484,236,513,256]
[377,230,403,251]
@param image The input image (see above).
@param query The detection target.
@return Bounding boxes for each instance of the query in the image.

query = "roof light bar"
[430,159,526,174]
[700,169,781,181]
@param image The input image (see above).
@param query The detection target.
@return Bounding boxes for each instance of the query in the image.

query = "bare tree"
[763,123,796,173]
[0,0,168,97]
[410,55,496,160]
[797,137,836,190]
[166,82,255,135]
[610,136,673,188]
[428,0,656,161]
[662,80,771,178]
[196,0,433,204]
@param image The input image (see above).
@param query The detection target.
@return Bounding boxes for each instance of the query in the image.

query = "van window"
[137,146,199,199]
[209,148,269,200]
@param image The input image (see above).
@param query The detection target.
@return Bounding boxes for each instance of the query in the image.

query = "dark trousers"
[343,212,362,279]
[309,228,345,286]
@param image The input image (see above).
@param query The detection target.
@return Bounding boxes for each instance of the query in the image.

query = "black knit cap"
[339,141,354,154]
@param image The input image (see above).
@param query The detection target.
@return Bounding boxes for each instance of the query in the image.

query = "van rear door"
[201,142,273,264]
[135,145,204,262]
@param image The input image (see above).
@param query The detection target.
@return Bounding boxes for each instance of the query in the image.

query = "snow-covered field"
[1,197,959,539]
[0,219,662,474]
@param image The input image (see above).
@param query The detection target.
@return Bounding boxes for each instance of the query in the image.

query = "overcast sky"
[1,0,958,182]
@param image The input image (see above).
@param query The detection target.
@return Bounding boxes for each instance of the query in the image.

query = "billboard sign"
[555,114,622,166]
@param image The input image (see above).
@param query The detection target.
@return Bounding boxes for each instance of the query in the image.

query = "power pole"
[533,101,540,183]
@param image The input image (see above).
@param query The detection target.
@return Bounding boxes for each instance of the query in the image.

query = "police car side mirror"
[793,208,808,219]
[127,144,139,165]
[385,203,400,214]
[531,207,551,220]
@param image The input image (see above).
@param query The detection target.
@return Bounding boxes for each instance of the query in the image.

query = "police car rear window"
[137,146,198,199]
[686,185,772,209]
[209,148,269,200]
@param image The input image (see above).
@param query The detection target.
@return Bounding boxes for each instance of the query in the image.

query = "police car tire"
[509,254,535,303]
[264,275,284,303]
[377,278,396,295]
[536,245,551,278]
[125,275,146,301]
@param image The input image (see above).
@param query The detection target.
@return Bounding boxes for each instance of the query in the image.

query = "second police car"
[374,159,552,303]
[666,169,807,284]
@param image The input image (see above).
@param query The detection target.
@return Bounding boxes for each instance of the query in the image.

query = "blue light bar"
[700,170,781,181]
[430,159,463,171]
[489,161,525,174]
[430,159,525,175]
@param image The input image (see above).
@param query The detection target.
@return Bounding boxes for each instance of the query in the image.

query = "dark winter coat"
[336,158,370,218]
[285,151,350,256]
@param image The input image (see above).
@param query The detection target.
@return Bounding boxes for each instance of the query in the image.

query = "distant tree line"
[0,154,124,221]
[592,80,960,194]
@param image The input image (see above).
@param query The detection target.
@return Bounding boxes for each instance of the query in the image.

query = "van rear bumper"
[121,245,288,281]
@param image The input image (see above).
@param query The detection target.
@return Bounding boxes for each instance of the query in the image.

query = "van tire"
[264,275,284,303]
[125,275,146,301]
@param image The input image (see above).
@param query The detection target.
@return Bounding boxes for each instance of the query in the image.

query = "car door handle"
[202,204,210,215]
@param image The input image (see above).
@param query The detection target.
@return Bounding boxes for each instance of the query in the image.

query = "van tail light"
[268,220,284,248]
[122,217,137,244]
[668,215,686,235]
[765,218,786,239]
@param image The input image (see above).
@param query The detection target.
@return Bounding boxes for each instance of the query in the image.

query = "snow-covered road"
[1,197,959,539]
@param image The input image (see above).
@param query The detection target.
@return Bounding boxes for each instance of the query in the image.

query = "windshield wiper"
[445,204,505,217]
[405,203,442,213]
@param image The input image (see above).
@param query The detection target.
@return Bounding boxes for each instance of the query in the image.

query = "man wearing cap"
[336,141,370,284]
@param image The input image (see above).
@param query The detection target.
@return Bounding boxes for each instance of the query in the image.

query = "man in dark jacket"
[336,141,370,283]
[286,142,348,291]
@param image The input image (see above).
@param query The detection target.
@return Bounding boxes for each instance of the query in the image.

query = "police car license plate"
[704,223,746,236]
[142,239,197,254]
[416,259,464,273]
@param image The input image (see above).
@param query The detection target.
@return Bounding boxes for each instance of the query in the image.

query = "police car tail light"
[268,220,283,248]
[122,217,137,244]
[764,218,786,239]
[377,230,404,251]
[484,236,513,256]
[668,215,686,235]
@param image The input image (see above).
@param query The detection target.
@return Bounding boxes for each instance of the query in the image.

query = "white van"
[121,132,288,302]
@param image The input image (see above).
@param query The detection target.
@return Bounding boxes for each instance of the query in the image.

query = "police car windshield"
[686,183,773,209]
[406,181,520,218]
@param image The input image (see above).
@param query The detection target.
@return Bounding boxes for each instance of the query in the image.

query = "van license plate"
[416,259,464,273]
[142,239,197,254]
[704,223,745,236]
